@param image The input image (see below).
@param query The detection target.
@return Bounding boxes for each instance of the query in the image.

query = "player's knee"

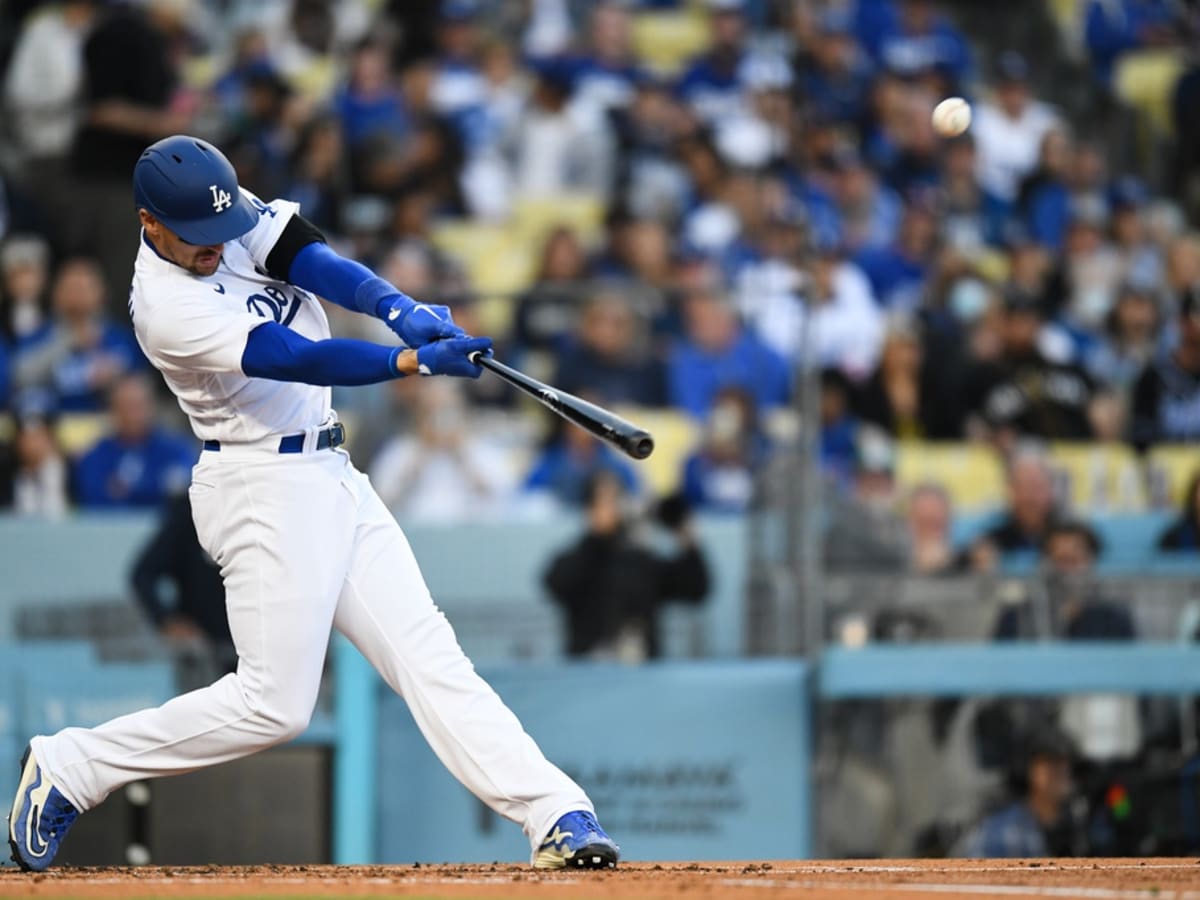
[239,684,317,743]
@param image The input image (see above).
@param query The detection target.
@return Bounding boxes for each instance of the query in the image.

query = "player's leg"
[331,464,617,867]
[9,454,355,870]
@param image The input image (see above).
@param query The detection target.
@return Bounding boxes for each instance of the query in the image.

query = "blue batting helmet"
[133,135,258,244]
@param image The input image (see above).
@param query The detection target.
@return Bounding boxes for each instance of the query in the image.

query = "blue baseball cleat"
[7,746,79,872]
[534,810,619,869]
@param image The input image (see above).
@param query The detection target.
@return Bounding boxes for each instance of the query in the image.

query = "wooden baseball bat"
[469,352,655,460]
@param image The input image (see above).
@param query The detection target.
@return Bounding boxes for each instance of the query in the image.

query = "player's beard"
[188,248,223,276]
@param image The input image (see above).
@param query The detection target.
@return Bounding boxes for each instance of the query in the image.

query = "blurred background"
[3,0,1200,867]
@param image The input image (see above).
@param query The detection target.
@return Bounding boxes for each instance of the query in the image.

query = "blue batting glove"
[416,336,493,378]
[378,296,466,348]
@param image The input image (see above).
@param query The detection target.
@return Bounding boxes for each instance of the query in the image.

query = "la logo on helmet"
[209,184,233,213]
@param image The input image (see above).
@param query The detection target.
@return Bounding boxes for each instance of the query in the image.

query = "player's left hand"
[379,296,466,348]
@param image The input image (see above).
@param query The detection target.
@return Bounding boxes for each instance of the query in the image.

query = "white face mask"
[949,278,989,323]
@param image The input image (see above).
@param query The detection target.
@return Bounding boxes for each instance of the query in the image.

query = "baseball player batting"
[6,136,619,872]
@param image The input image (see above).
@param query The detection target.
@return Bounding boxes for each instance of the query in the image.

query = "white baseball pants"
[31,445,591,851]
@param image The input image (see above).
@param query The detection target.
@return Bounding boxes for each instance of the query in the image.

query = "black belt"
[203,422,346,454]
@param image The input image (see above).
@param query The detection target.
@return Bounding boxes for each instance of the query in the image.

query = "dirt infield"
[3,859,1200,899]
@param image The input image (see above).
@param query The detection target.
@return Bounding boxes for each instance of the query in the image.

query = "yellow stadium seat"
[55,413,110,458]
[895,442,1006,511]
[1146,445,1200,509]
[430,221,537,334]
[511,194,607,250]
[0,415,13,443]
[1115,48,1186,137]
[613,407,700,496]
[631,10,711,75]
[1049,443,1146,512]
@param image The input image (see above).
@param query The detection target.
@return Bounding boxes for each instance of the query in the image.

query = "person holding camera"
[543,472,710,661]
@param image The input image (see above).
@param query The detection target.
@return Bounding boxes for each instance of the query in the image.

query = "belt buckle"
[329,422,345,448]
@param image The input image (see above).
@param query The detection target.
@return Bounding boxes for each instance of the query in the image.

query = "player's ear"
[138,209,157,231]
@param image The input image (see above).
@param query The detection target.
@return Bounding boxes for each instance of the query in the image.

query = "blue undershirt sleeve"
[241,321,403,386]
[287,241,413,318]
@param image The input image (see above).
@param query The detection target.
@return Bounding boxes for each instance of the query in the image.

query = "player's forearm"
[288,240,413,318]
[241,321,417,386]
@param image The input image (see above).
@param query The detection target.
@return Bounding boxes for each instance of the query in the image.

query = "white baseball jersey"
[129,189,333,442]
[30,184,593,864]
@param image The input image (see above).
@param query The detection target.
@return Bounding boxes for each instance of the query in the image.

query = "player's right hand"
[416,336,493,378]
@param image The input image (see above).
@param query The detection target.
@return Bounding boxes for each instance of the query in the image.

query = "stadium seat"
[1145,445,1200,508]
[55,413,110,458]
[613,406,699,496]
[511,194,606,250]
[895,442,1006,511]
[630,9,711,75]
[430,221,536,334]
[1049,443,1146,512]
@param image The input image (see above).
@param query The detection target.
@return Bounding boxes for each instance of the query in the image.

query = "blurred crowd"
[1,0,1200,532]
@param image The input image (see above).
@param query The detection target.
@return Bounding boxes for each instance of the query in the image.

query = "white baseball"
[932,97,972,137]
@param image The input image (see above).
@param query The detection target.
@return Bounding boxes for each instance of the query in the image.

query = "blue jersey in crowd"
[667,332,791,419]
[74,428,197,510]
[17,321,147,412]
[524,441,639,506]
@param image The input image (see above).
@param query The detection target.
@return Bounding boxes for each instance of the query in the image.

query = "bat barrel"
[468,351,655,461]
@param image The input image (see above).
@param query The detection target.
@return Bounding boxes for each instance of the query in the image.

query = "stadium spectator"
[939,134,1008,252]
[1158,470,1200,552]
[7,415,68,518]
[854,200,938,311]
[971,52,1060,205]
[1084,282,1163,394]
[826,145,903,255]
[824,427,907,573]
[130,492,235,676]
[543,470,709,660]
[1130,286,1200,450]
[735,222,884,377]
[524,413,639,508]
[667,288,791,419]
[508,57,615,201]
[965,290,1102,445]
[335,40,410,150]
[285,115,349,235]
[428,0,491,159]
[874,0,972,94]
[677,0,753,124]
[1017,128,1074,253]
[3,0,97,240]
[368,379,514,523]
[853,316,965,439]
[792,9,875,128]
[1109,176,1164,290]
[12,257,144,414]
[681,387,766,514]
[563,2,645,120]
[0,235,50,345]
[209,29,273,123]
[66,0,190,307]
[74,374,195,510]
[994,520,1135,639]
[223,62,294,202]
[513,227,591,355]
[1060,195,1124,339]
[954,726,1075,857]
[820,367,861,489]
[905,482,960,575]
[969,449,1062,571]
[609,74,692,221]
[554,287,666,407]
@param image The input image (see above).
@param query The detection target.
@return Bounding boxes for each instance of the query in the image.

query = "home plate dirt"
[2,859,1200,899]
